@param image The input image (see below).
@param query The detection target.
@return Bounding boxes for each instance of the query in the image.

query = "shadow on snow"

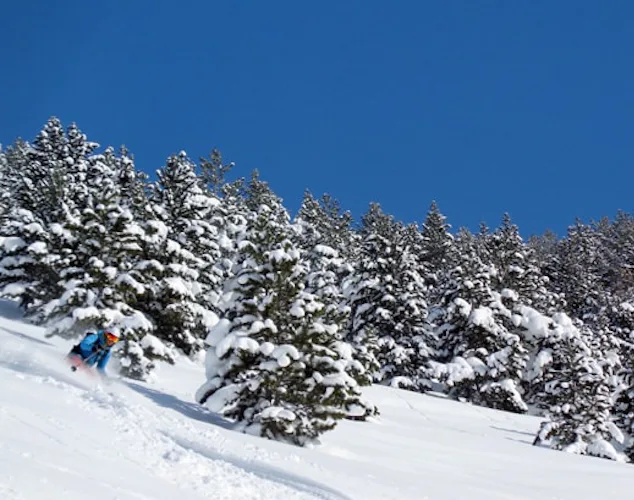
[124,381,234,430]
[124,382,352,500]
[1,326,56,347]
[166,433,353,500]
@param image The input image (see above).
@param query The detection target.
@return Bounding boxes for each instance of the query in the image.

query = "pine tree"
[40,147,168,379]
[528,230,559,271]
[145,151,222,356]
[197,203,364,444]
[123,212,179,379]
[345,204,434,392]
[0,147,9,223]
[390,223,435,391]
[420,201,453,292]
[344,203,393,385]
[197,148,244,303]
[293,191,376,416]
[243,170,288,224]
[434,229,491,360]
[527,229,565,314]
[199,148,235,197]
[294,191,357,260]
[486,213,549,306]
[599,212,634,295]
[0,119,102,317]
[434,228,528,413]
[552,220,606,321]
[111,146,150,215]
[213,178,249,301]
[21,118,97,220]
[615,340,634,461]
[534,325,624,461]
[0,207,65,316]
[294,191,350,334]
[293,191,355,314]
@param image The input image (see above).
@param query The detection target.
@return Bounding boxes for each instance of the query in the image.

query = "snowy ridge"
[2,301,634,499]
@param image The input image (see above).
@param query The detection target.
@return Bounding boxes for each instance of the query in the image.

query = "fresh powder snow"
[1,299,633,499]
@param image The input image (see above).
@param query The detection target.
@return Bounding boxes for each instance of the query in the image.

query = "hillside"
[1,300,632,500]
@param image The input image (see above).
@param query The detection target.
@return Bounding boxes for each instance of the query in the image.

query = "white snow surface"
[1,300,633,499]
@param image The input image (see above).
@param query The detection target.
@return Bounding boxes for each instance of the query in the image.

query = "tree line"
[1,118,634,458]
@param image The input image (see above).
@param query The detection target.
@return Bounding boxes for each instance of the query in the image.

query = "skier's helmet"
[104,326,121,346]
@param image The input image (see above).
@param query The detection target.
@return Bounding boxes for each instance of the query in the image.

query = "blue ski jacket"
[76,330,113,373]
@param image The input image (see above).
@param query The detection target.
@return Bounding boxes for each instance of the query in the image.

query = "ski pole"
[70,347,103,372]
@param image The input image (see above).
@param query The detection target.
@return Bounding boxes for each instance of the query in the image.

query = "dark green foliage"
[434,228,528,413]
[420,201,453,291]
[200,201,364,444]
[534,329,620,459]
[199,148,235,196]
[143,151,223,356]
[345,204,435,393]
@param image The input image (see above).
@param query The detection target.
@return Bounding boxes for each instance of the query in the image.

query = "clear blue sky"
[1,1,632,237]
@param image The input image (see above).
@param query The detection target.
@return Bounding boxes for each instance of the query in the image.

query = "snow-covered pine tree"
[145,151,222,356]
[392,223,436,391]
[105,147,182,378]
[293,191,358,348]
[345,203,433,392]
[0,147,8,223]
[533,323,624,461]
[481,215,564,397]
[199,148,235,197]
[197,202,364,445]
[433,228,487,361]
[21,118,98,219]
[0,207,64,317]
[486,213,552,308]
[294,191,375,417]
[0,119,98,318]
[293,191,356,311]
[433,228,528,413]
[420,201,453,294]
[551,220,607,322]
[214,168,291,294]
[549,221,623,376]
[123,213,180,379]
[243,170,288,223]
[564,217,634,454]
[294,191,349,333]
[606,212,634,294]
[8,118,67,220]
[294,190,328,252]
[41,147,164,378]
[528,230,559,271]
[294,191,358,261]
[343,203,392,386]
[527,229,566,314]
[213,178,249,302]
[0,139,31,228]
[615,339,634,461]
[63,122,100,213]
[113,146,150,217]
[196,148,246,299]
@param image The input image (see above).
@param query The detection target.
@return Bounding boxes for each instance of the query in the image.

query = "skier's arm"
[78,333,99,354]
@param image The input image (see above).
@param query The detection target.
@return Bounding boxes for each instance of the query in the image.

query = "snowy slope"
[1,301,633,500]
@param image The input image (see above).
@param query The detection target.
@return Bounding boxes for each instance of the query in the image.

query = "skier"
[67,327,121,376]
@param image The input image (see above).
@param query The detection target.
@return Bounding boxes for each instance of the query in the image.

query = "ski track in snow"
[0,325,348,500]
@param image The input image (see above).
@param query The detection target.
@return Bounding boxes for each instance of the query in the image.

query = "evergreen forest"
[2,118,634,460]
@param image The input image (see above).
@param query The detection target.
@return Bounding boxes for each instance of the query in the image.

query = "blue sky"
[1,1,632,237]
